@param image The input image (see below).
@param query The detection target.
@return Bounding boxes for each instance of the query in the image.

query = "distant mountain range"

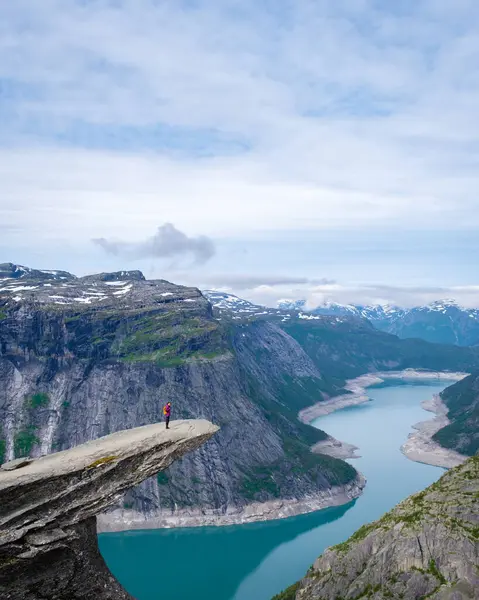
[210,293,479,347]
[203,290,354,325]
[2,264,479,530]
[308,299,479,346]
[6,270,476,347]
[3,269,477,346]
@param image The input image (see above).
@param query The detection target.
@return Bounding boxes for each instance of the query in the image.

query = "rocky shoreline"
[312,436,360,460]
[97,473,366,531]
[400,394,468,468]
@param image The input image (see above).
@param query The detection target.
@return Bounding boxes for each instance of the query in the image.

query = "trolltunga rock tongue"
[0,419,218,600]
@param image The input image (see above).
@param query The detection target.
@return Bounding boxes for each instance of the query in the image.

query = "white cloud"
[0,0,478,280]
[229,281,479,309]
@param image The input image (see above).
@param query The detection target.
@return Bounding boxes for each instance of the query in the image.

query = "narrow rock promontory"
[0,419,218,600]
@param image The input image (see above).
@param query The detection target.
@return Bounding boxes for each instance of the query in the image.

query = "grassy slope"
[281,320,479,380]
[432,373,479,456]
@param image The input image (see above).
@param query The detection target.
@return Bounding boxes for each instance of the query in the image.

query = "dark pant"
[165,416,170,429]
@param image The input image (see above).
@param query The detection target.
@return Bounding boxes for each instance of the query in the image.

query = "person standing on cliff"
[163,402,171,429]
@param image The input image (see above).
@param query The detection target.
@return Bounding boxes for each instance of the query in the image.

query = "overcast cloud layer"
[1,1,478,306]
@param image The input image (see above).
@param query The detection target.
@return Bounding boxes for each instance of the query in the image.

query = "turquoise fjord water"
[99,380,448,600]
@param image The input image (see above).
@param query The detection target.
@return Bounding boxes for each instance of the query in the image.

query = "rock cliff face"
[282,456,479,600]
[0,420,218,600]
[0,266,360,527]
[2,265,479,528]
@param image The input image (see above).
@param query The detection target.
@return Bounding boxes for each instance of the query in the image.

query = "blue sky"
[1,0,479,306]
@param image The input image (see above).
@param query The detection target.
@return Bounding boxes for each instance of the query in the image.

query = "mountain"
[280,318,479,385]
[433,373,479,456]
[2,267,479,527]
[204,290,364,328]
[280,298,479,347]
[277,299,307,311]
[0,266,362,526]
[0,262,76,282]
[276,455,479,600]
[203,290,289,321]
[379,301,479,346]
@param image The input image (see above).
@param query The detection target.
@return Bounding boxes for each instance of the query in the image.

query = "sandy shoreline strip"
[400,394,468,468]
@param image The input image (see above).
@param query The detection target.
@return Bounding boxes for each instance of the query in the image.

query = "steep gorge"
[1,265,479,528]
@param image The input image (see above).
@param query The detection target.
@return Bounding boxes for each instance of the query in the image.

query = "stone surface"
[291,456,479,600]
[311,437,361,460]
[401,394,468,468]
[0,419,218,599]
[1,457,34,471]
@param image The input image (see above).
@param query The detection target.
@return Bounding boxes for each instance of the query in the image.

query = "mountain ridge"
[2,264,479,527]
[206,289,479,346]
[0,265,363,527]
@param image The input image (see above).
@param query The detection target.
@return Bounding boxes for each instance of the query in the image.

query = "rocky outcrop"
[0,419,218,599]
[0,263,75,282]
[287,456,479,600]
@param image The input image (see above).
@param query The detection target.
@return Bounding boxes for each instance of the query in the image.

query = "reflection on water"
[99,381,447,600]
[100,501,353,600]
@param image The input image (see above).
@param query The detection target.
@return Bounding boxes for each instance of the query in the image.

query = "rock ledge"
[0,420,218,599]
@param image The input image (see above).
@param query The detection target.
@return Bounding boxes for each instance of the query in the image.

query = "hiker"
[163,402,171,429]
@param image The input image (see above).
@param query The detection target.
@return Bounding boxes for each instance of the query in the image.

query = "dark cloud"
[93,223,215,265]
[200,274,335,289]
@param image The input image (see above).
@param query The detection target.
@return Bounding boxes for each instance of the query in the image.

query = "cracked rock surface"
[0,419,218,600]
[292,456,479,600]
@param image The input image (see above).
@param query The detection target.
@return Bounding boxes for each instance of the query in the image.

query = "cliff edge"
[0,419,218,599]
[279,456,478,600]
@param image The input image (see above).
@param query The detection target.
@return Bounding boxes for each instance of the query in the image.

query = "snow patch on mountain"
[274,297,479,346]
[277,298,306,311]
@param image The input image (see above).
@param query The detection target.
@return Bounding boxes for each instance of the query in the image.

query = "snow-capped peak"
[277,298,306,310]
[426,299,461,311]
